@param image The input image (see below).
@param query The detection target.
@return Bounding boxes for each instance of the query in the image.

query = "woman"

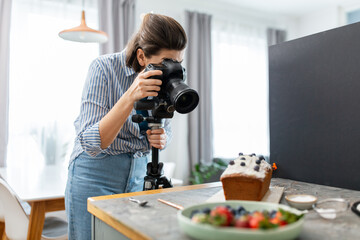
[65,13,187,240]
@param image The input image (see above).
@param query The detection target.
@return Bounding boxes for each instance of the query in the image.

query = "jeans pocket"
[79,151,108,161]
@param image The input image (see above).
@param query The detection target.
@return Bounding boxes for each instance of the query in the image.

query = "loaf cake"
[220,153,272,201]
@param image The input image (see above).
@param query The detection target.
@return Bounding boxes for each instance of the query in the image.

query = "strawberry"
[269,210,287,226]
[235,215,250,228]
[209,206,234,226]
[248,211,265,229]
[270,217,281,225]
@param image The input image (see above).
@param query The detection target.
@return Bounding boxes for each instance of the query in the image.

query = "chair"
[1,207,5,240]
[0,178,68,240]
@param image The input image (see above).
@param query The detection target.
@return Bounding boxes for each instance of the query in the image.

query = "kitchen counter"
[88,178,360,240]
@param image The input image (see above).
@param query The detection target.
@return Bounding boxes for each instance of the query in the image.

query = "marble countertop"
[88,178,360,240]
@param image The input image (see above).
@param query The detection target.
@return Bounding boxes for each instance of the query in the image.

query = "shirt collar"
[121,49,137,77]
[124,65,136,77]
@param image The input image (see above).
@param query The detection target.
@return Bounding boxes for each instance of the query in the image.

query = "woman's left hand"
[146,128,166,149]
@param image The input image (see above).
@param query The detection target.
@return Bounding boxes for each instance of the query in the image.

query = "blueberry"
[255,159,261,165]
[259,155,265,160]
[254,165,260,172]
[250,153,256,156]
[231,209,237,216]
[202,208,211,214]
[237,206,245,212]
[229,160,235,165]
[190,210,200,218]
[270,210,277,218]
[225,205,233,210]
[240,157,246,160]
[238,152,243,156]
[241,162,246,166]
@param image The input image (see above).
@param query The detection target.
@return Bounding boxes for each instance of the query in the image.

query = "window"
[347,8,360,24]
[8,0,99,168]
[211,20,269,159]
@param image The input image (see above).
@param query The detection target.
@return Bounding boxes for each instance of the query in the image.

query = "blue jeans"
[65,152,148,240]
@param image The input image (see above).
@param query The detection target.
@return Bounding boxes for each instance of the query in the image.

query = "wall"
[136,0,298,36]
[134,0,298,183]
[296,7,342,39]
[294,2,360,40]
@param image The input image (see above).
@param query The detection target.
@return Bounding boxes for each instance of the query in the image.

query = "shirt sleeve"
[77,59,109,156]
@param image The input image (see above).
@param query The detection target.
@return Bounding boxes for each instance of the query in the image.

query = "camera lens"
[177,94,193,110]
[173,88,199,114]
[180,95,192,105]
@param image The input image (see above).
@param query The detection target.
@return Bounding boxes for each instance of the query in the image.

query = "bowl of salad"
[177,200,305,240]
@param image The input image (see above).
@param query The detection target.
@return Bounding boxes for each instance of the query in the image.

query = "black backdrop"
[269,22,360,191]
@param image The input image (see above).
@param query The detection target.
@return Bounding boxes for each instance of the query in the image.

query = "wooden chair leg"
[0,221,5,240]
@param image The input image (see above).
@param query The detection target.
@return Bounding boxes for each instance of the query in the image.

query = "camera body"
[134,59,199,119]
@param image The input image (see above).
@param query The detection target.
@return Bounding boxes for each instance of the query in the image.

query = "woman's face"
[137,49,184,70]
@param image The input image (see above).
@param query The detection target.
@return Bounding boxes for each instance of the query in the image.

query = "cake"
[220,153,272,201]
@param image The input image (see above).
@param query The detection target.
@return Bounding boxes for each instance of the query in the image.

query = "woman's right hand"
[126,69,163,102]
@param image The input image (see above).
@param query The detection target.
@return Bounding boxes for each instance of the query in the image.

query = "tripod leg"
[157,176,173,189]
[151,147,159,174]
[143,176,156,191]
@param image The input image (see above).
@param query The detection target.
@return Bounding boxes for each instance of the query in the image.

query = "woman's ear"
[136,48,146,67]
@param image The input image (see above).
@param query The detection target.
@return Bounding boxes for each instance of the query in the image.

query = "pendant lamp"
[58,2,108,43]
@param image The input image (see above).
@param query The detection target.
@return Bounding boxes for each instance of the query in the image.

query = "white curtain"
[267,28,287,46]
[0,0,12,167]
[185,11,213,170]
[212,20,269,159]
[8,0,98,168]
[98,0,135,54]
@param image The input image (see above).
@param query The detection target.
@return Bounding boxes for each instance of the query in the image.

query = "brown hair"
[126,13,187,72]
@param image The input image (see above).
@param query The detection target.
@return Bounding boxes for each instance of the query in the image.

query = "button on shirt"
[69,50,172,163]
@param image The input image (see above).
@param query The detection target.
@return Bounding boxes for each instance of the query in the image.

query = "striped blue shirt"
[69,50,172,163]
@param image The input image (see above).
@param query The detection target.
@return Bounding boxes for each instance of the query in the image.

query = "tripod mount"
[132,114,173,190]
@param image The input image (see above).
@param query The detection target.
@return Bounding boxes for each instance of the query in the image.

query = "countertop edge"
[87,182,222,239]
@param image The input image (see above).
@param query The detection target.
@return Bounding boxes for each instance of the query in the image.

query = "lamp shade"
[59,11,108,43]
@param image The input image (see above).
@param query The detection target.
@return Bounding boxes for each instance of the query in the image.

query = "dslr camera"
[133,59,199,118]
[132,59,199,190]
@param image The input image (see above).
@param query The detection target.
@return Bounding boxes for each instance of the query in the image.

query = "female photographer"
[65,13,187,240]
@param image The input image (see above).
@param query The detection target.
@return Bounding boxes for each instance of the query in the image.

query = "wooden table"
[88,178,360,240]
[0,164,67,240]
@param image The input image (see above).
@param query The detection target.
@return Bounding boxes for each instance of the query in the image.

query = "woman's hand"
[127,70,163,102]
[146,128,166,149]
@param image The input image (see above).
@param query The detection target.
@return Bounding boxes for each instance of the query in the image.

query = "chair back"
[0,175,4,222]
[0,178,29,240]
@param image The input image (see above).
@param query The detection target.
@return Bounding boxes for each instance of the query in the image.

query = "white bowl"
[313,198,349,220]
[177,200,305,240]
[285,194,317,210]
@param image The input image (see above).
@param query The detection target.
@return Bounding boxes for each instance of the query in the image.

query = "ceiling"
[211,0,360,17]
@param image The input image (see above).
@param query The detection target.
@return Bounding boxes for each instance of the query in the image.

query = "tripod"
[132,114,173,190]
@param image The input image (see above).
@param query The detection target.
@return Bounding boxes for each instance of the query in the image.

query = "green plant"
[190,158,228,185]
